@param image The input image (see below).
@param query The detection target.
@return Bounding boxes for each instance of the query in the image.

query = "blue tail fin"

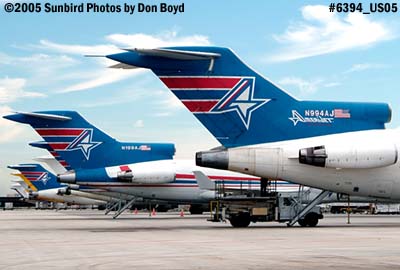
[8,164,62,191]
[107,47,391,147]
[4,111,175,169]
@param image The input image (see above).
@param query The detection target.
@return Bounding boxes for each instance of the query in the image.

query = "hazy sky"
[1,1,399,195]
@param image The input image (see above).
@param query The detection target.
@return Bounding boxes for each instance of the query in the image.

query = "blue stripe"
[23,173,40,177]
[175,179,261,185]
[174,179,299,186]
[172,90,228,100]
[41,136,76,143]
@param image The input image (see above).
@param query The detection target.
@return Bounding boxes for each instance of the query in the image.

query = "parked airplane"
[4,111,271,215]
[8,164,107,206]
[104,46,398,217]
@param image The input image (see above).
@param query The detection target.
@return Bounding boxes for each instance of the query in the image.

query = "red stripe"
[48,143,69,150]
[134,184,198,188]
[209,176,260,181]
[50,151,60,158]
[160,77,241,89]
[176,174,195,179]
[59,161,69,166]
[182,101,218,112]
[35,129,83,136]
[20,171,42,175]
[119,165,130,171]
[83,184,199,188]
[176,173,260,181]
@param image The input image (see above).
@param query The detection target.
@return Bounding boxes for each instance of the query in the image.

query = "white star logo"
[66,129,102,160]
[288,110,305,126]
[38,172,50,185]
[212,78,270,129]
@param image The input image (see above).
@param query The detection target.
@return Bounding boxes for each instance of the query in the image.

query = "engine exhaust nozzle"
[195,149,228,170]
[57,170,76,184]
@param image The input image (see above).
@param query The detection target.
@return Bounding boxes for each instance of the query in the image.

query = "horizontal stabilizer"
[33,156,67,175]
[8,164,37,170]
[109,63,139,69]
[193,171,215,190]
[126,48,221,60]
[3,112,71,123]
[29,141,49,149]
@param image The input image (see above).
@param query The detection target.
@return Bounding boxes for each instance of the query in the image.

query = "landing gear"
[229,213,251,228]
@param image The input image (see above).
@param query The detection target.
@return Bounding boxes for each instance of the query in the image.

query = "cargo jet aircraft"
[105,46,397,224]
[9,164,107,206]
[4,111,268,215]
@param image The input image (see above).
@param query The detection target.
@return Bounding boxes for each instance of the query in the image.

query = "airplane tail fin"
[8,164,61,191]
[4,111,175,169]
[107,47,391,147]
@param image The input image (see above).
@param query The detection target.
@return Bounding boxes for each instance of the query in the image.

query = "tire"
[229,213,251,228]
[304,212,319,227]
[298,218,307,227]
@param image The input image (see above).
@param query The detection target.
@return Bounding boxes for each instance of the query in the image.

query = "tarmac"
[1,210,400,269]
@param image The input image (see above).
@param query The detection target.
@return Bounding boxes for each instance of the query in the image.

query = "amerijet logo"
[65,129,102,160]
[37,172,50,185]
[160,76,270,129]
[289,109,352,126]
[24,171,50,185]
[289,110,334,126]
[35,128,102,160]
[211,78,270,129]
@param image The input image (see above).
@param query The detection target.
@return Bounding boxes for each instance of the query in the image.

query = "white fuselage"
[226,129,400,200]
[35,188,107,205]
[76,159,266,203]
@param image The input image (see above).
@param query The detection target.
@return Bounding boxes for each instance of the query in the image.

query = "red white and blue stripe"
[160,76,243,112]
[159,76,270,129]
[34,128,102,162]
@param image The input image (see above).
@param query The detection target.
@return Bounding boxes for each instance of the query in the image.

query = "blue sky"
[1,0,399,195]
